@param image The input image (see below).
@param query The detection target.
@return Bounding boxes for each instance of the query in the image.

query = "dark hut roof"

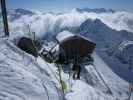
[56,31,96,64]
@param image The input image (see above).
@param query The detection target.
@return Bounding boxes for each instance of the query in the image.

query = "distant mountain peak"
[76,8,115,13]
[11,8,34,15]
[79,18,110,32]
[7,8,35,21]
[79,18,133,48]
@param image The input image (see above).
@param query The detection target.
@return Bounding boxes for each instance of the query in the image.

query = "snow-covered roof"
[56,31,75,42]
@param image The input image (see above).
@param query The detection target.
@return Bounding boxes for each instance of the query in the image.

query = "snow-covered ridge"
[75,8,115,13]
[118,40,133,51]
[0,38,132,100]
[0,38,64,100]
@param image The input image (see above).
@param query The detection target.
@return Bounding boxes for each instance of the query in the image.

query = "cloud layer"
[9,9,133,38]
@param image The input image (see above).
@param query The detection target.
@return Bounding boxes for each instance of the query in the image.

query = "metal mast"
[0,0,9,36]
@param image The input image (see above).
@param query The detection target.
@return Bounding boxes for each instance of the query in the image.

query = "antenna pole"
[1,0,9,36]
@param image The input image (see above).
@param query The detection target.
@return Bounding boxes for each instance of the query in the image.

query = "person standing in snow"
[72,63,81,79]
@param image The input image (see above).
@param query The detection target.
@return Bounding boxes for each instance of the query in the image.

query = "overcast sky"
[6,0,133,12]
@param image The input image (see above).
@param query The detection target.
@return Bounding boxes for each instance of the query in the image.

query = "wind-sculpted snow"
[66,80,114,100]
[0,37,132,100]
[8,9,133,38]
[0,39,64,100]
[65,53,131,100]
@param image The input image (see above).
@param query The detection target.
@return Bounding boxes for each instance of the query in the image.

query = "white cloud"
[99,11,133,32]
[9,9,133,38]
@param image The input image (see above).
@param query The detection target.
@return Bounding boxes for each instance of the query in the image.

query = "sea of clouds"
[8,9,133,38]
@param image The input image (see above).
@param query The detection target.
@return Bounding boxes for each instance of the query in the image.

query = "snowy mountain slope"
[77,19,133,82]
[78,19,133,48]
[0,38,64,100]
[66,80,114,100]
[64,52,131,100]
[0,35,132,100]
[115,40,133,71]
[92,53,130,99]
